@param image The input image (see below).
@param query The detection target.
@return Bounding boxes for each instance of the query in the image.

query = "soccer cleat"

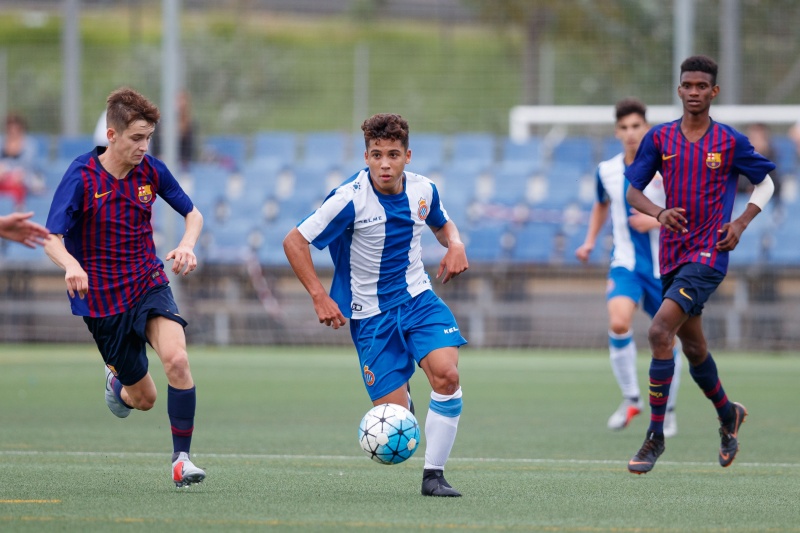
[719,401,748,467]
[607,398,643,430]
[421,469,461,497]
[663,409,678,438]
[104,366,132,418]
[628,432,665,474]
[172,452,206,487]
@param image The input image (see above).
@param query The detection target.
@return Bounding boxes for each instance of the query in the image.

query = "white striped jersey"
[297,169,449,320]
[596,153,664,279]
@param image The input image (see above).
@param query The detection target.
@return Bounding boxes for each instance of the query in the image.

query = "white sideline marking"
[1,450,797,469]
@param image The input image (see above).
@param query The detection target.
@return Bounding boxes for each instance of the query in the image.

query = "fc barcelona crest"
[137,184,153,203]
[706,152,722,169]
[417,197,429,220]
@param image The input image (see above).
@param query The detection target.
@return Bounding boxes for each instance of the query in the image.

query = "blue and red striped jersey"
[626,119,775,276]
[46,148,194,317]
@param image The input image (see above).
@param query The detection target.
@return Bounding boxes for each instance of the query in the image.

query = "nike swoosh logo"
[94,191,113,198]
[662,154,677,160]
[679,288,693,301]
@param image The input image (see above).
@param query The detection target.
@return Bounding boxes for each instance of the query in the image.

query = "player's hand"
[312,294,346,329]
[658,207,688,234]
[437,241,468,284]
[0,212,49,247]
[716,220,746,252]
[574,243,592,263]
[628,208,660,233]
[165,245,197,276]
[64,264,89,299]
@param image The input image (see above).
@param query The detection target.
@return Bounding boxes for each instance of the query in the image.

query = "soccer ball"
[358,403,420,465]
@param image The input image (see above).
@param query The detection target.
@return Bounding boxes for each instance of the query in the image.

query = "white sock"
[423,387,462,471]
[609,330,639,400]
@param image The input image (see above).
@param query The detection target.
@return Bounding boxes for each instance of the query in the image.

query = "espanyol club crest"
[706,152,721,169]
[417,197,429,220]
[363,365,375,386]
[137,184,153,203]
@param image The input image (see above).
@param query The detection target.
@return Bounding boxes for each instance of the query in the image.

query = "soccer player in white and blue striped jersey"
[575,98,682,437]
[284,114,468,497]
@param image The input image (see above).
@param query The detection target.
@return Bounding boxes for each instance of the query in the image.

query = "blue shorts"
[83,284,188,386]
[606,266,662,318]
[349,290,467,401]
[661,263,725,317]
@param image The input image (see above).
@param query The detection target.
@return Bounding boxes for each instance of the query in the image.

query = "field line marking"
[1,450,797,469]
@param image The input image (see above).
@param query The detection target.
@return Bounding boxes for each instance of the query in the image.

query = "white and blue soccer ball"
[358,403,420,465]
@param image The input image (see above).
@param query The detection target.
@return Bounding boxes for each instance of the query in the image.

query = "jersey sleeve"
[45,161,85,236]
[297,187,355,250]
[625,129,661,191]
[595,166,609,204]
[425,182,449,229]
[152,158,194,216]
[732,130,777,185]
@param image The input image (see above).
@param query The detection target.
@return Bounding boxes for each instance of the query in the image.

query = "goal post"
[509,105,800,142]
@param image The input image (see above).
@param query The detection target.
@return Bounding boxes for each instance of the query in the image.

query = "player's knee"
[128,390,156,411]
[161,350,191,381]
[431,367,460,395]
[608,319,630,336]
[647,322,673,352]
[680,338,707,363]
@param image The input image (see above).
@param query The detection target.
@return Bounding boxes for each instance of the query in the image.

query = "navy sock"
[111,377,133,409]
[689,353,731,420]
[647,358,674,435]
[168,385,196,454]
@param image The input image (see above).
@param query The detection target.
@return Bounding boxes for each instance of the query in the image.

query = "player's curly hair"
[615,98,647,122]
[361,113,409,150]
[105,87,160,132]
[680,55,718,85]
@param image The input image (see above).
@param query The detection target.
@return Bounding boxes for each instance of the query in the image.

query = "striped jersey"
[297,169,449,320]
[46,148,194,317]
[596,153,663,279]
[626,119,775,275]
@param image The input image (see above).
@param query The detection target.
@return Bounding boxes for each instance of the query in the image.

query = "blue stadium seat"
[551,136,595,171]
[464,224,510,262]
[772,134,797,176]
[766,223,800,265]
[303,132,347,167]
[28,133,53,161]
[543,163,585,207]
[409,133,446,170]
[500,136,544,173]
[253,131,298,165]
[451,133,496,168]
[490,168,531,206]
[201,135,247,170]
[600,136,620,162]
[57,135,94,161]
[511,223,557,263]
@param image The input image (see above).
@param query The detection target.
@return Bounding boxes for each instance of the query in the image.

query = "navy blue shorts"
[661,263,725,317]
[83,284,188,386]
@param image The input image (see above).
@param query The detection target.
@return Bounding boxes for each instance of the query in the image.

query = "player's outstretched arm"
[283,227,346,329]
[576,201,609,262]
[432,220,468,284]
[165,207,203,276]
[43,234,89,299]
[0,212,49,248]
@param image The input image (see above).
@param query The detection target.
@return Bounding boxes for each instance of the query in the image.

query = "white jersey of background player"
[576,98,682,437]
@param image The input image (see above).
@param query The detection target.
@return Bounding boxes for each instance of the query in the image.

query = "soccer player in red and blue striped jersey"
[624,55,775,474]
[44,87,206,487]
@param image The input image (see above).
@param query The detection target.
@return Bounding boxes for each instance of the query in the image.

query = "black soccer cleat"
[628,431,665,475]
[421,469,461,497]
[719,401,748,467]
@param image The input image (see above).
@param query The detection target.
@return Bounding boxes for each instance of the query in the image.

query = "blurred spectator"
[738,123,780,209]
[150,90,197,169]
[93,90,197,169]
[0,112,45,209]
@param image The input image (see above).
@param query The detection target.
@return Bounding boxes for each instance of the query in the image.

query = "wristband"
[656,209,667,223]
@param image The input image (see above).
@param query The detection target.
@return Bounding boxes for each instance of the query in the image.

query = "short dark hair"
[361,113,409,150]
[680,55,718,85]
[105,87,160,132]
[615,98,647,122]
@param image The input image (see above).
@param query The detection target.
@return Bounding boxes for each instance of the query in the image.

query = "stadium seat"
[464,224,511,262]
[303,132,347,167]
[500,136,544,173]
[511,223,558,263]
[600,136,620,162]
[409,133,446,170]
[543,163,586,207]
[551,136,595,171]
[490,168,531,206]
[56,135,94,161]
[451,133,496,169]
[253,131,298,165]
[201,135,247,170]
[771,134,797,176]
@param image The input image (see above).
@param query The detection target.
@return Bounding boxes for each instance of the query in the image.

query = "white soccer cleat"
[663,409,678,438]
[104,366,132,418]
[607,398,643,430]
[172,452,206,488]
